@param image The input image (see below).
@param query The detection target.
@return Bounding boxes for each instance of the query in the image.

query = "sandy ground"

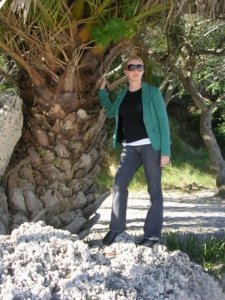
[89,189,225,241]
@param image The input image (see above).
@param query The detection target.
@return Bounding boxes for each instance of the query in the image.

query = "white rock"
[0,92,23,177]
[0,222,224,299]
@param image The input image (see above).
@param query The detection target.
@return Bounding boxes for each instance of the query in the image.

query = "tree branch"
[108,76,126,92]
[210,99,222,112]
[100,40,132,75]
[161,78,178,106]
[197,48,225,56]
[169,60,208,111]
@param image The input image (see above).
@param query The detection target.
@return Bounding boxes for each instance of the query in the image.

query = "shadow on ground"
[86,189,225,246]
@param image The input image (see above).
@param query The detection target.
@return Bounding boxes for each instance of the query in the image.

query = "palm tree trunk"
[6,89,108,236]
[2,36,135,236]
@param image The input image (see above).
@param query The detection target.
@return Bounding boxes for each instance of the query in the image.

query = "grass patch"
[164,232,225,278]
[162,163,215,190]
[96,121,217,193]
[96,142,216,193]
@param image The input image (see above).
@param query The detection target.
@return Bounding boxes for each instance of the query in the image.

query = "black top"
[119,88,148,143]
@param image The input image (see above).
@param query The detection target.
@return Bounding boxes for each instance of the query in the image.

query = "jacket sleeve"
[152,88,171,157]
[98,89,116,118]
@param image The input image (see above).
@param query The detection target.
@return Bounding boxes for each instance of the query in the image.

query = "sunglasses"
[127,64,144,71]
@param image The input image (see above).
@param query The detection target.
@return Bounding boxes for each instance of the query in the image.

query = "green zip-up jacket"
[98,82,171,156]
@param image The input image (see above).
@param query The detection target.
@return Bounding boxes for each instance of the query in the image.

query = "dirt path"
[90,189,225,240]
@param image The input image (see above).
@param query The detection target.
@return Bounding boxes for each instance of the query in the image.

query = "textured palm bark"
[6,93,107,236]
[1,36,134,236]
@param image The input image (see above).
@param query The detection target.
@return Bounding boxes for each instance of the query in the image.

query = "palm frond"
[0,0,77,82]
[194,0,225,19]
[0,0,224,92]
[0,54,18,87]
[10,0,33,21]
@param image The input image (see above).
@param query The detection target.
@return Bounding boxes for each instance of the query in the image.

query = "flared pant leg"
[110,144,163,238]
[141,145,163,238]
[110,146,141,232]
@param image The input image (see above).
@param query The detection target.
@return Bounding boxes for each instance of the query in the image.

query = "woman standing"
[98,56,171,247]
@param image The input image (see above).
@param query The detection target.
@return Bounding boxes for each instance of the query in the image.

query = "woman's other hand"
[160,156,170,167]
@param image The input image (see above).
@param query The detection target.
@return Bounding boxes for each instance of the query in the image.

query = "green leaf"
[121,0,141,18]
[91,18,132,46]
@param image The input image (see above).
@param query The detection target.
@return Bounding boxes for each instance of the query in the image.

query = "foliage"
[165,232,225,277]
[188,19,225,154]
[141,15,225,167]
[0,0,224,93]
[91,17,133,47]
[0,54,18,92]
[96,124,215,193]
[0,0,176,95]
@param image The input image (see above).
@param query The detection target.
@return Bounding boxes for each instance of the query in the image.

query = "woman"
[98,56,171,247]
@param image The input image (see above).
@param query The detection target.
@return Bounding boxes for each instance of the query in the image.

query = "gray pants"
[110,144,163,238]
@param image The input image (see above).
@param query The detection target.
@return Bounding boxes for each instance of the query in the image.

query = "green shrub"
[164,232,225,277]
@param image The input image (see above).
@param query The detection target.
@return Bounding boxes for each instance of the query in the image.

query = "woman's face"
[124,58,144,84]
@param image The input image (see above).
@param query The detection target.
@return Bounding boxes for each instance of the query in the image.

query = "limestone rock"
[0,92,23,177]
[0,222,224,300]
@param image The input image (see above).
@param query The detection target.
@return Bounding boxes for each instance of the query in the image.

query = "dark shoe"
[102,230,121,245]
[136,237,159,248]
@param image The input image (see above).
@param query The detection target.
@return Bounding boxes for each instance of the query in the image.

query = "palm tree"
[0,0,176,236]
[0,0,224,235]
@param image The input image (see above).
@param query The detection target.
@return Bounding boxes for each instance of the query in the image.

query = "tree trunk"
[160,78,178,106]
[5,91,108,237]
[1,37,134,236]
[200,110,225,197]
[169,62,225,197]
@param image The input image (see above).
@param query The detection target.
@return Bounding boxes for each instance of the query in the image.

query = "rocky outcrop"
[0,221,224,300]
[0,92,23,177]
[0,92,23,235]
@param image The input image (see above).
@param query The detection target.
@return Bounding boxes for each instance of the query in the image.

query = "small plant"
[164,232,203,264]
[202,237,225,276]
[164,231,225,278]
